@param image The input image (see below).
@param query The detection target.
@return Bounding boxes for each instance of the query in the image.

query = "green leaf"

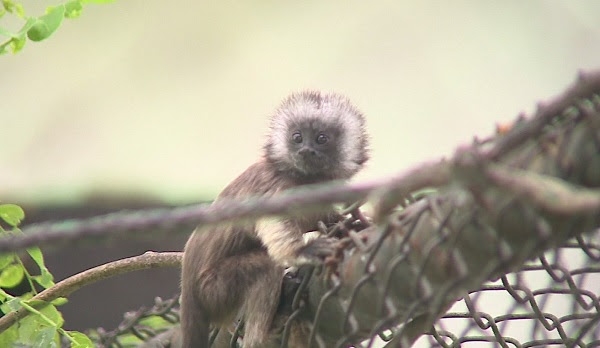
[0,323,18,347]
[64,0,83,19]
[27,5,65,42]
[2,0,24,17]
[51,297,68,306]
[17,17,37,35]
[26,298,49,308]
[26,247,44,268]
[0,264,24,288]
[27,247,55,288]
[2,0,13,11]
[68,331,93,348]
[0,204,25,227]
[0,254,15,269]
[40,303,64,327]
[0,17,34,55]
[14,3,24,17]
[9,36,25,53]
[33,326,58,348]
[16,312,38,343]
[33,273,55,288]
[2,297,22,312]
[16,303,63,344]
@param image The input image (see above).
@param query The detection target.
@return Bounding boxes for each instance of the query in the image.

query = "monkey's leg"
[241,260,283,348]
[180,280,212,348]
[197,252,283,347]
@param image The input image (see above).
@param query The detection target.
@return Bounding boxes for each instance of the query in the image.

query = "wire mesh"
[94,226,599,348]
[94,75,600,348]
[418,231,600,348]
[93,295,180,348]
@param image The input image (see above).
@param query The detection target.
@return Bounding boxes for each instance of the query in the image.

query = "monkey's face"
[287,119,342,176]
[265,91,369,182]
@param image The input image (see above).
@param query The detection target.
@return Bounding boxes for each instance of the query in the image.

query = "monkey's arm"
[256,218,336,266]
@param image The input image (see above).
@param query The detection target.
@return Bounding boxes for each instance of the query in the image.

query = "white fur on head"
[265,90,368,179]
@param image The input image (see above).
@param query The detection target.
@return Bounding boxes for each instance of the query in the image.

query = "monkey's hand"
[296,237,338,265]
[256,218,339,266]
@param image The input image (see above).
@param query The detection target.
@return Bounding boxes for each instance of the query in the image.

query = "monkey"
[180,91,369,348]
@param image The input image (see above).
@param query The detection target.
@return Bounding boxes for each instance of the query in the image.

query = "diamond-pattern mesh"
[94,73,600,348]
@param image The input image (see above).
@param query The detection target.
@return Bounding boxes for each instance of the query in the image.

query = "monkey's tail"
[180,288,211,348]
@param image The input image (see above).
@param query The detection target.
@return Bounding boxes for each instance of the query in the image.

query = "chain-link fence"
[418,233,599,347]
[95,223,599,348]
[44,72,600,347]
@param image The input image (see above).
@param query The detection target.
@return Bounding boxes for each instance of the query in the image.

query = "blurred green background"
[3,1,599,205]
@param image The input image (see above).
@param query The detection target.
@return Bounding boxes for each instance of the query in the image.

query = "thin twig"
[0,251,182,332]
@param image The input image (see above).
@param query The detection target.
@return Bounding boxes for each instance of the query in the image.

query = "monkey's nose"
[299,147,317,156]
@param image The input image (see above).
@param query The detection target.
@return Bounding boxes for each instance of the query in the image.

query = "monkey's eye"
[292,132,303,143]
[316,133,328,145]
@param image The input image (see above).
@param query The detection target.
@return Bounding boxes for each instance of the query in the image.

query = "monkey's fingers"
[298,237,339,264]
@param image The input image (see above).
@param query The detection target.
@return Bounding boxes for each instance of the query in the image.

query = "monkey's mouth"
[296,149,327,174]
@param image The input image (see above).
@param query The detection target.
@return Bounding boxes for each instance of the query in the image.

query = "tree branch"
[0,251,182,332]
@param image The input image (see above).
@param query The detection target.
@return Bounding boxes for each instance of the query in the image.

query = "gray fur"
[180,91,369,348]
